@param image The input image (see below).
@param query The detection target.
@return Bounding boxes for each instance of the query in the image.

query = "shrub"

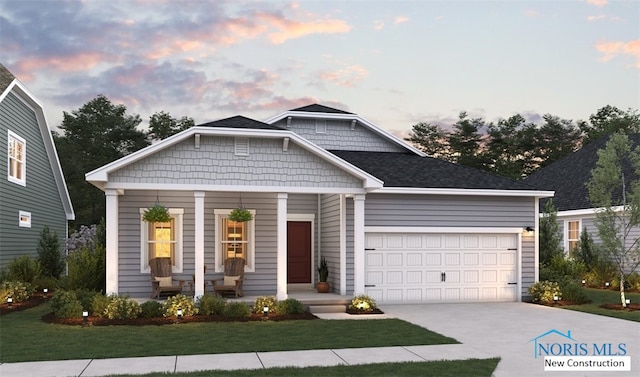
[162,294,198,317]
[50,290,83,318]
[349,295,378,312]
[7,256,41,285]
[62,245,105,292]
[222,302,251,318]
[560,281,590,304]
[0,281,32,303]
[275,298,305,315]
[140,300,164,318]
[626,272,640,291]
[104,295,142,320]
[91,294,111,317]
[34,275,59,292]
[252,296,278,314]
[37,225,64,279]
[74,289,99,310]
[197,294,226,315]
[584,260,617,287]
[529,281,562,305]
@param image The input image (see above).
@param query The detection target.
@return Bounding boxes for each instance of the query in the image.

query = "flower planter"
[316,282,330,293]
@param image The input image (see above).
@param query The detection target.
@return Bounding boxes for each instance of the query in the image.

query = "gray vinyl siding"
[319,194,343,293]
[271,118,407,153]
[117,191,280,297]
[110,135,363,189]
[0,92,67,268]
[522,235,535,300]
[364,194,535,227]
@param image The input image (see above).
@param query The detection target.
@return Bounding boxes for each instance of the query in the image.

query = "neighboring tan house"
[86,104,552,303]
[0,63,75,268]
[524,134,640,271]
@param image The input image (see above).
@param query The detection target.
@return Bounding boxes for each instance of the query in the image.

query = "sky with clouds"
[1,0,638,136]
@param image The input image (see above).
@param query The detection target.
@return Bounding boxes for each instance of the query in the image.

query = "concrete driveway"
[382,302,640,377]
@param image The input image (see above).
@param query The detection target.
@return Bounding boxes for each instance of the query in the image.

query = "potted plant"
[228,207,253,222]
[142,203,171,223]
[316,257,330,293]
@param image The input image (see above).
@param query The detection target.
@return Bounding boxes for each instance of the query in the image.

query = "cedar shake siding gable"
[107,135,365,190]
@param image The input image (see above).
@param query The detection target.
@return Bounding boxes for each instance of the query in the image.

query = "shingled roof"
[0,62,16,93]
[198,115,284,130]
[332,150,540,190]
[523,134,640,212]
[290,104,352,114]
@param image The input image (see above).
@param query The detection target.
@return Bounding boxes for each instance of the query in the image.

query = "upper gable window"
[315,120,327,134]
[7,131,26,186]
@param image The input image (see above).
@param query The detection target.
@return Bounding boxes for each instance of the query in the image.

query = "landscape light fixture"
[7,296,13,309]
[43,288,48,299]
[177,308,183,319]
[581,279,586,286]
[605,282,610,287]
[263,305,269,317]
[82,311,89,326]
[553,295,559,303]
[626,299,631,305]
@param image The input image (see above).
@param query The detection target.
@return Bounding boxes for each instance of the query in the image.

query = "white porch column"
[105,189,120,295]
[353,194,366,295]
[194,191,205,297]
[276,193,288,300]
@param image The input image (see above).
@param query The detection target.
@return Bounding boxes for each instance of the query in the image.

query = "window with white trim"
[140,208,183,273]
[566,220,581,256]
[7,131,26,186]
[214,209,255,272]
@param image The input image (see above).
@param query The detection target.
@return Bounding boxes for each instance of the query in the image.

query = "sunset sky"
[1,0,638,136]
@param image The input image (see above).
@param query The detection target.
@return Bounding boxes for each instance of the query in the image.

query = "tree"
[539,199,564,266]
[580,106,640,145]
[586,133,640,307]
[535,114,582,169]
[37,226,64,279]
[483,114,540,180]
[147,111,194,142]
[448,112,486,170]
[53,95,149,227]
[405,122,449,159]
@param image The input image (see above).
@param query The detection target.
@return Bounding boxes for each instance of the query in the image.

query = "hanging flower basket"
[142,203,172,223]
[228,207,253,222]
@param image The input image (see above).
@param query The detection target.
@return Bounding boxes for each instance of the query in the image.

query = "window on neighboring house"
[7,131,26,186]
[566,220,581,256]
[214,209,255,272]
[140,208,183,273]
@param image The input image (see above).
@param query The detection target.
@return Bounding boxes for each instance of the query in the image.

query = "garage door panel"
[365,233,518,303]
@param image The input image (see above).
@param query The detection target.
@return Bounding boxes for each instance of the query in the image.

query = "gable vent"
[235,138,249,156]
[315,119,327,134]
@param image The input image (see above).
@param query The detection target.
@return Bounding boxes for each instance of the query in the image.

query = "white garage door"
[365,233,518,303]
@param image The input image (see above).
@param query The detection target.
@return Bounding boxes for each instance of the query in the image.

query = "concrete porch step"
[308,304,346,313]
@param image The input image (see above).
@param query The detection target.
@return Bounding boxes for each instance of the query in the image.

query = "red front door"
[287,221,312,283]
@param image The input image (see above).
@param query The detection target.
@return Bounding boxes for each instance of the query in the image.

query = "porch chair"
[212,257,245,298]
[149,257,185,299]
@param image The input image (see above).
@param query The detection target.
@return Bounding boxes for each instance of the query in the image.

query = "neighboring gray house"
[0,63,74,268]
[524,134,640,270]
[86,104,552,303]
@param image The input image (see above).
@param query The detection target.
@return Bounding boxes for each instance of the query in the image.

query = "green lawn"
[107,358,501,377]
[561,288,640,322]
[0,303,458,363]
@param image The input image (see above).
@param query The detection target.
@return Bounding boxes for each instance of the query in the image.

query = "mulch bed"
[42,311,318,326]
[600,303,640,311]
[0,292,49,315]
[345,308,385,315]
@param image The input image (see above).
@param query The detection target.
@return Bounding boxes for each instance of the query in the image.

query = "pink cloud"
[374,20,384,30]
[586,0,608,7]
[14,52,112,81]
[587,14,606,21]
[320,65,369,87]
[257,12,351,44]
[394,16,409,25]
[595,39,640,68]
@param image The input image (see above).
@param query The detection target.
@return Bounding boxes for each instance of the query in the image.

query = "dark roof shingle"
[332,150,540,190]
[290,104,352,114]
[198,115,284,130]
[0,62,16,93]
[523,134,640,211]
